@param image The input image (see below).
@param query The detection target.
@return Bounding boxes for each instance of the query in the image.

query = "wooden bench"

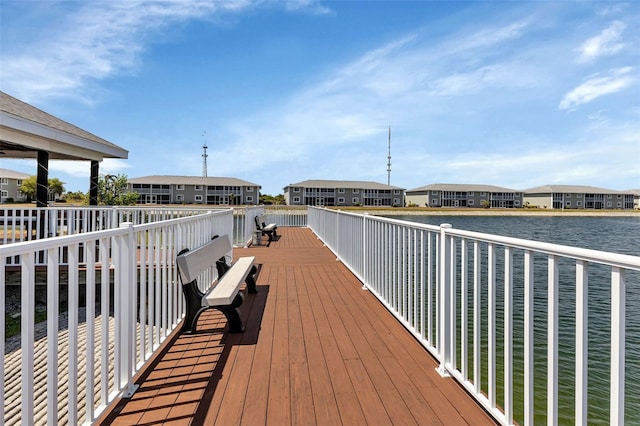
[176,235,257,333]
[254,214,278,246]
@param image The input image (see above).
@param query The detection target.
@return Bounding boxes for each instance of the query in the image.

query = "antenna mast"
[202,131,208,177]
[387,126,392,185]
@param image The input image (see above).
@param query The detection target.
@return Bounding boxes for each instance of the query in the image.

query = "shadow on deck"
[98,227,497,425]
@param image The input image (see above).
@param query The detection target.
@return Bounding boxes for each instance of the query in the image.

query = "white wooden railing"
[1,209,233,425]
[308,207,640,426]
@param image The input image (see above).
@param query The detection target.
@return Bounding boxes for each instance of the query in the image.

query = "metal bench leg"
[245,265,258,294]
[216,292,245,333]
[182,280,206,334]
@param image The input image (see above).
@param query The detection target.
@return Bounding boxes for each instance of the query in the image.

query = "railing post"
[362,214,368,290]
[118,222,139,398]
[437,223,452,377]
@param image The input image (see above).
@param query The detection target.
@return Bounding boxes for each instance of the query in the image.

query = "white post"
[437,223,452,377]
[576,261,588,425]
[119,222,139,398]
[610,267,625,425]
[547,255,559,424]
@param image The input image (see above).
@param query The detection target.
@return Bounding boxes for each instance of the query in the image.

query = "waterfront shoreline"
[333,207,640,217]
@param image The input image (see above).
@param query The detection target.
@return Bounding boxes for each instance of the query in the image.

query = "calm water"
[386,215,640,425]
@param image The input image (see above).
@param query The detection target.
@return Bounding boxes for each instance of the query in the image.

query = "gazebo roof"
[0,91,128,161]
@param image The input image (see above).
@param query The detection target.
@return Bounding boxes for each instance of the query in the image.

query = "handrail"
[1,209,233,425]
[307,206,639,426]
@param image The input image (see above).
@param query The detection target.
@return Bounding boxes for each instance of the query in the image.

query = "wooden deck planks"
[99,227,497,426]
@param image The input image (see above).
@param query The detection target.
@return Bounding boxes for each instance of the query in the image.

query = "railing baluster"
[474,241,481,395]
[46,247,59,425]
[504,246,513,425]
[461,239,468,381]
[488,243,496,409]
[547,254,559,424]
[524,250,534,426]
[610,267,625,425]
[576,260,588,425]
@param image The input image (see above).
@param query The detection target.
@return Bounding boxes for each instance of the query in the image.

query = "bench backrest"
[255,214,265,229]
[177,235,232,284]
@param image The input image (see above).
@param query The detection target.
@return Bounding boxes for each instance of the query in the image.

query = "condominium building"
[0,168,29,203]
[127,175,261,205]
[523,185,635,210]
[407,183,523,208]
[284,180,405,207]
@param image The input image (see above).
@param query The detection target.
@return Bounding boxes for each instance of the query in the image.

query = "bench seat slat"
[204,256,255,306]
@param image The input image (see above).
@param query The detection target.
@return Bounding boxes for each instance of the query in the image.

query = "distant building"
[523,185,635,210]
[0,168,30,203]
[630,189,640,210]
[407,183,523,208]
[127,175,260,205]
[284,180,405,207]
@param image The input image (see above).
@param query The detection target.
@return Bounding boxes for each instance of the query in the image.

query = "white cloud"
[577,20,626,63]
[558,67,635,111]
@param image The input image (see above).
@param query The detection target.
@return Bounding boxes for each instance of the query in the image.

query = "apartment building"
[406,183,523,208]
[0,168,29,203]
[284,180,405,207]
[523,185,635,210]
[127,175,261,205]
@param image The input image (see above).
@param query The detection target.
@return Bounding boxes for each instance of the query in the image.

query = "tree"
[98,174,139,205]
[48,178,64,199]
[20,176,37,201]
[19,176,65,202]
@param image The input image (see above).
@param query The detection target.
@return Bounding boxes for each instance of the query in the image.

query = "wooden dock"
[98,227,497,425]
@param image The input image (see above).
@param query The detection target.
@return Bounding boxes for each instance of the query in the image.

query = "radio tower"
[201,131,208,177]
[387,126,392,185]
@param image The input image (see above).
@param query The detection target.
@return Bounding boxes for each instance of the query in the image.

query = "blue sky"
[1,0,639,195]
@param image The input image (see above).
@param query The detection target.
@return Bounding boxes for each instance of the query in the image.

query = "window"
[469,200,475,206]
[338,188,345,193]
[176,194,184,201]
[617,202,622,207]
[293,196,301,203]
[247,187,254,192]
[1,190,7,197]
[17,180,22,185]
[432,199,438,205]
[431,191,438,195]
[607,194,612,199]
[514,200,520,206]
[577,194,583,198]
[394,190,400,195]
[246,196,254,202]
[468,192,474,196]
[566,201,571,206]
[393,198,400,205]
[565,193,571,197]
[194,195,203,202]
[338,197,345,203]
[352,198,360,204]
[293,187,300,192]
[607,201,612,207]
[0,178,7,184]
[176,185,184,190]
[480,192,486,196]
[617,194,622,198]
[195,185,203,191]
[577,201,583,206]
[353,189,359,194]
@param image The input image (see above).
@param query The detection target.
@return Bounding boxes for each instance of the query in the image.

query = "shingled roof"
[0,91,128,161]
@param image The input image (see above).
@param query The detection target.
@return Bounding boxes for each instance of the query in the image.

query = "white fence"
[1,209,233,425]
[308,207,640,425]
[1,206,220,260]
